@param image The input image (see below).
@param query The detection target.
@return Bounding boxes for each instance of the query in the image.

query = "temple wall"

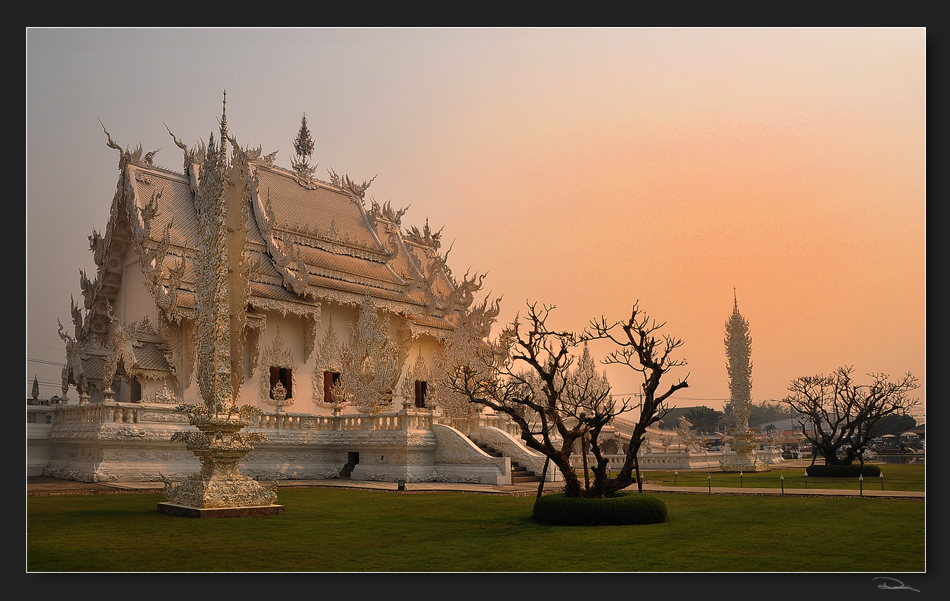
[31,403,512,485]
[246,310,309,412]
[28,407,54,476]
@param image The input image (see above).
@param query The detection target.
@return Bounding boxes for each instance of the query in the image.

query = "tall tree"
[442,300,688,497]
[782,366,919,466]
[440,302,625,498]
[588,302,690,493]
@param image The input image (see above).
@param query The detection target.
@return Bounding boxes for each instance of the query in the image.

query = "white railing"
[435,413,520,438]
[253,409,435,432]
[571,450,726,470]
[36,402,447,433]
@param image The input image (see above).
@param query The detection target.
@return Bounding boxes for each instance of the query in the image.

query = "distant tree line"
[868,414,917,438]
[724,399,793,427]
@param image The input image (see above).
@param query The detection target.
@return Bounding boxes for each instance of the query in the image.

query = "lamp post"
[804,471,808,489]
[859,474,864,497]
[780,474,785,496]
[673,471,678,487]
[707,473,712,494]
[739,471,743,488]
[880,471,884,491]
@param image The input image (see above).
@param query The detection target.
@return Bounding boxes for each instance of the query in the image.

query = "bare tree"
[588,303,690,493]
[781,366,919,466]
[441,302,628,498]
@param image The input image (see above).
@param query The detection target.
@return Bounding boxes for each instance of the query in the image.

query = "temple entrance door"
[341,452,360,478]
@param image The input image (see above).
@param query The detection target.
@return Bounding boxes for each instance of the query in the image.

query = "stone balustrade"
[35,402,574,444]
[36,401,446,434]
[435,414,520,438]
[36,401,731,472]
[256,409,435,432]
[570,450,725,471]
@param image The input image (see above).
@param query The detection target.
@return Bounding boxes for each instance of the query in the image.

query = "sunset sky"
[26,28,925,421]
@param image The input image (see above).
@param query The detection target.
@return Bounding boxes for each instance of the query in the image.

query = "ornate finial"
[32,375,39,400]
[291,112,318,187]
[219,90,228,162]
[734,287,737,311]
[294,113,314,160]
[221,90,227,129]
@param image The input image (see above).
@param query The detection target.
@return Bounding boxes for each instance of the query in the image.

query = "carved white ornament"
[337,296,411,414]
[259,326,297,411]
[311,317,344,409]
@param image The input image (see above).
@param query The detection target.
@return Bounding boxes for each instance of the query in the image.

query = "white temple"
[33,97,548,486]
[27,98,771,486]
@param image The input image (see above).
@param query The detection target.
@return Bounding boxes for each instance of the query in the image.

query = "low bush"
[806,464,882,478]
[532,492,668,526]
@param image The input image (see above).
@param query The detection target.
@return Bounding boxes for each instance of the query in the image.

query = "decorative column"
[159,93,283,517]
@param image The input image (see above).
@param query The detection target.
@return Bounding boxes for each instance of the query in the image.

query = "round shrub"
[806,464,881,478]
[532,492,668,526]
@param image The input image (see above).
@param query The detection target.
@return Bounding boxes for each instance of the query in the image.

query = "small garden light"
[780,474,785,495]
[804,471,808,489]
[707,473,712,494]
[739,471,743,488]
[859,474,864,497]
[673,471,678,486]
[880,472,884,491]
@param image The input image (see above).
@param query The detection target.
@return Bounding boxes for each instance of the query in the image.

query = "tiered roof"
[60,105,492,394]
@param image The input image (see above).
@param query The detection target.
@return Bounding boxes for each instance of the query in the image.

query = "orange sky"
[27,28,925,419]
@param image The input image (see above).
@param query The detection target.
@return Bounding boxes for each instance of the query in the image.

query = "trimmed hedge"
[532,492,668,526]
[806,464,882,478]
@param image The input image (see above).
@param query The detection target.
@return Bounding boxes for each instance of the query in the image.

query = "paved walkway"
[27,474,924,499]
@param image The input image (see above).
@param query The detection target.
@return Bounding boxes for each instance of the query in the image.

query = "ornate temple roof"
[113,119,471,325]
[60,103,493,393]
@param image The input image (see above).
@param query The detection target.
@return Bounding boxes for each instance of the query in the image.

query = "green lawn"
[28,488,924,572]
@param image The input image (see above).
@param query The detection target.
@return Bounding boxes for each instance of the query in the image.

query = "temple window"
[414,380,427,408]
[270,367,293,400]
[323,371,341,403]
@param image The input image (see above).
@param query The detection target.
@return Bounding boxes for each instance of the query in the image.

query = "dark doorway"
[415,380,427,408]
[341,452,360,478]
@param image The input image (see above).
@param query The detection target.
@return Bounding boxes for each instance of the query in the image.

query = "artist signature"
[874,577,920,592]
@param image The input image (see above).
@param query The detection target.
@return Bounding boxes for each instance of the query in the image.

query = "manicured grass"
[643,463,925,492]
[28,488,924,572]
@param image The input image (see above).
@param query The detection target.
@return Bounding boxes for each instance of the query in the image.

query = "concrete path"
[27,475,923,499]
